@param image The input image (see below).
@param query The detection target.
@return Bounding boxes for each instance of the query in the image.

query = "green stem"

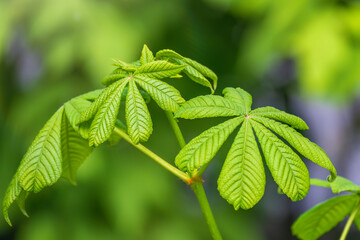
[164,111,186,148]
[113,126,190,183]
[340,199,360,240]
[191,181,223,240]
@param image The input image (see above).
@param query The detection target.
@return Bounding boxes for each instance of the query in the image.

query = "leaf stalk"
[340,198,360,240]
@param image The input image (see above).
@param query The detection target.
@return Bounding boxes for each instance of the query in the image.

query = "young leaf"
[218,119,265,210]
[140,44,155,65]
[89,80,129,147]
[134,75,185,112]
[251,120,310,201]
[173,58,214,93]
[155,49,183,59]
[80,80,126,123]
[135,60,185,79]
[61,113,92,185]
[223,88,252,114]
[17,107,64,193]
[292,195,359,240]
[102,73,129,86]
[181,57,218,90]
[174,95,240,119]
[2,176,25,226]
[77,89,104,101]
[112,59,138,71]
[250,106,309,130]
[251,116,336,178]
[125,80,153,144]
[311,176,360,194]
[175,117,243,172]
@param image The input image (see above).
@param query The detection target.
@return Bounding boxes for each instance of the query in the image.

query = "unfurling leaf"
[292,195,359,240]
[311,176,360,194]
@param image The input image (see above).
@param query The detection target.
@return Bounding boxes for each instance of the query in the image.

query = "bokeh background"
[1,0,360,239]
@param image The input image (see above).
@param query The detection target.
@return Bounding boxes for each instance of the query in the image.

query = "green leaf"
[218,119,265,210]
[80,79,127,124]
[174,95,240,119]
[112,59,138,71]
[251,120,309,201]
[181,57,218,90]
[77,89,104,101]
[17,107,64,193]
[175,117,243,172]
[251,116,336,178]
[173,58,214,93]
[61,113,92,185]
[134,75,185,112]
[223,87,252,114]
[89,80,129,147]
[292,195,359,240]
[355,210,360,231]
[311,176,360,194]
[250,106,309,130]
[102,73,129,86]
[156,49,183,59]
[2,176,25,226]
[134,60,185,79]
[140,44,155,65]
[126,80,153,144]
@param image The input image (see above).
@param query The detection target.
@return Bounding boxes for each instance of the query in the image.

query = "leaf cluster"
[292,176,360,240]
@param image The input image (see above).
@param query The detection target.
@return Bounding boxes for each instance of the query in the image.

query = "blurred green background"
[1,0,360,239]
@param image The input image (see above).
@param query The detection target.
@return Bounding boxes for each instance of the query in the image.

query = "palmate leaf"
[218,118,265,210]
[61,113,92,185]
[89,79,129,147]
[134,75,185,112]
[175,117,243,172]
[126,80,153,144]
[292,195,359,240]
[175,87,335,209]
[18,107,64,193]
[251,120,309,201]
[174,95,240,119]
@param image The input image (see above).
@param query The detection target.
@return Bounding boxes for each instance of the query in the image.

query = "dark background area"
[1,0,360,239]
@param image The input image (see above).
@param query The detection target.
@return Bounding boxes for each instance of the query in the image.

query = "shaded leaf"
[223,87,252,114]
[182,57,218,90]
[89,80,129,147]
[292,195,359,240]
[175,117,243,172]
[174,95,240,119]
[2,176,24,226]
[18,107,64,193]
[251,120,309,201]
[134,75,185,112]
[251,116,336,178]
[126,80,153,144]
[250,106,309,130]
[135,60,185,79]
[218,119,265,210]
[61,113,92,185]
